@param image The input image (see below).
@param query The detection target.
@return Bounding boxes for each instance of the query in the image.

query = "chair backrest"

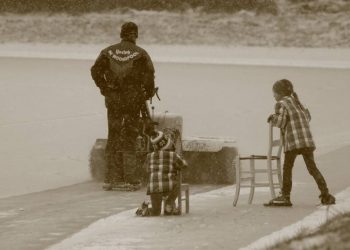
[268,122,283,158]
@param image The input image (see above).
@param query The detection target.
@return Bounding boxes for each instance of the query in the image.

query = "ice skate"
[264,194,293,207]
[319,193,336,205]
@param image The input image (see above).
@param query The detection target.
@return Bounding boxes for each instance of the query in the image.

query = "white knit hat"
[150,131,172,150]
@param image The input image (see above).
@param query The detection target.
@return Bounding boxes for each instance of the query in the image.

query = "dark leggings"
[282,148,329,197]
[150,184,178,216]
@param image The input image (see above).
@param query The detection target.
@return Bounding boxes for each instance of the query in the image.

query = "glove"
[267,114,274,123]
[304,108,312,122]
[135,202,151,217]
[100,87,108,96]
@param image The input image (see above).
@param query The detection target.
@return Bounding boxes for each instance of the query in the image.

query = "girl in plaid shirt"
[141,130,188,216]
[266,79,335,206]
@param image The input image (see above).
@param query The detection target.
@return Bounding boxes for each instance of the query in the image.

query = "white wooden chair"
[233,122,283,206]
[161,170,189,215]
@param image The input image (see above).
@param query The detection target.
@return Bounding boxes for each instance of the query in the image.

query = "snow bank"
[241,187,350,250]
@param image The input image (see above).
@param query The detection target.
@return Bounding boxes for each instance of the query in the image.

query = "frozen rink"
[1,45,350,198]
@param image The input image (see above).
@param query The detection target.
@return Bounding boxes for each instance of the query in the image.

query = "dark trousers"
[150,184,179,216]
[282,148,329,197]
[104,99,141,184]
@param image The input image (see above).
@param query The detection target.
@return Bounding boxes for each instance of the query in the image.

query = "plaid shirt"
[145,150,187,194]
[271,96,315,152]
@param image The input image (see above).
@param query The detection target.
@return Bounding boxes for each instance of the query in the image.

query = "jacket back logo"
[108,49,140,62]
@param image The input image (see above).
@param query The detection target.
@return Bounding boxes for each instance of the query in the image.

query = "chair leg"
[277,159,283,188]
[267,158,276,199]
[185,189,189,213]
[178,189,182,215]
[248,158,255,204]
[248,186,255,204]
[233,184,240,207]
[233,157,240,207]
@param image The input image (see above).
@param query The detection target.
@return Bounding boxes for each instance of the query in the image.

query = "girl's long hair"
[273,79,306,110]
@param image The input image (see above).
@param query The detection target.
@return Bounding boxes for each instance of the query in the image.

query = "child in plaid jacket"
[266,79,335,206]
[139,130,188,216]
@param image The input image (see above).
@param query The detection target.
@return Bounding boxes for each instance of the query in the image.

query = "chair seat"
[239,155,280,160]
[240,182,281,188]
[239,176,254,181]
[254,183,281,187]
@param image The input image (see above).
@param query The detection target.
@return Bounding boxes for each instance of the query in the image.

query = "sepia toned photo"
[0,1,350,249]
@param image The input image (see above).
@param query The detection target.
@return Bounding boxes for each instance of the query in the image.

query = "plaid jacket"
[271,96,315,152]
[145,151,187,194]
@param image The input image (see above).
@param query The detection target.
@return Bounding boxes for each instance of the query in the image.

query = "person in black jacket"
[91,22,155,190]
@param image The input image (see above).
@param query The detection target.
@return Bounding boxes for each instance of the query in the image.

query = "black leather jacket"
[91,40,155,101]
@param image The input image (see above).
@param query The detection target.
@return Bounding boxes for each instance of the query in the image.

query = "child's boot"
[102,175,113,191]
[135,202,151,217]
[319,193,336,205]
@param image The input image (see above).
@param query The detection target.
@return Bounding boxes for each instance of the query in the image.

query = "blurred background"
[0,0,349,47]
